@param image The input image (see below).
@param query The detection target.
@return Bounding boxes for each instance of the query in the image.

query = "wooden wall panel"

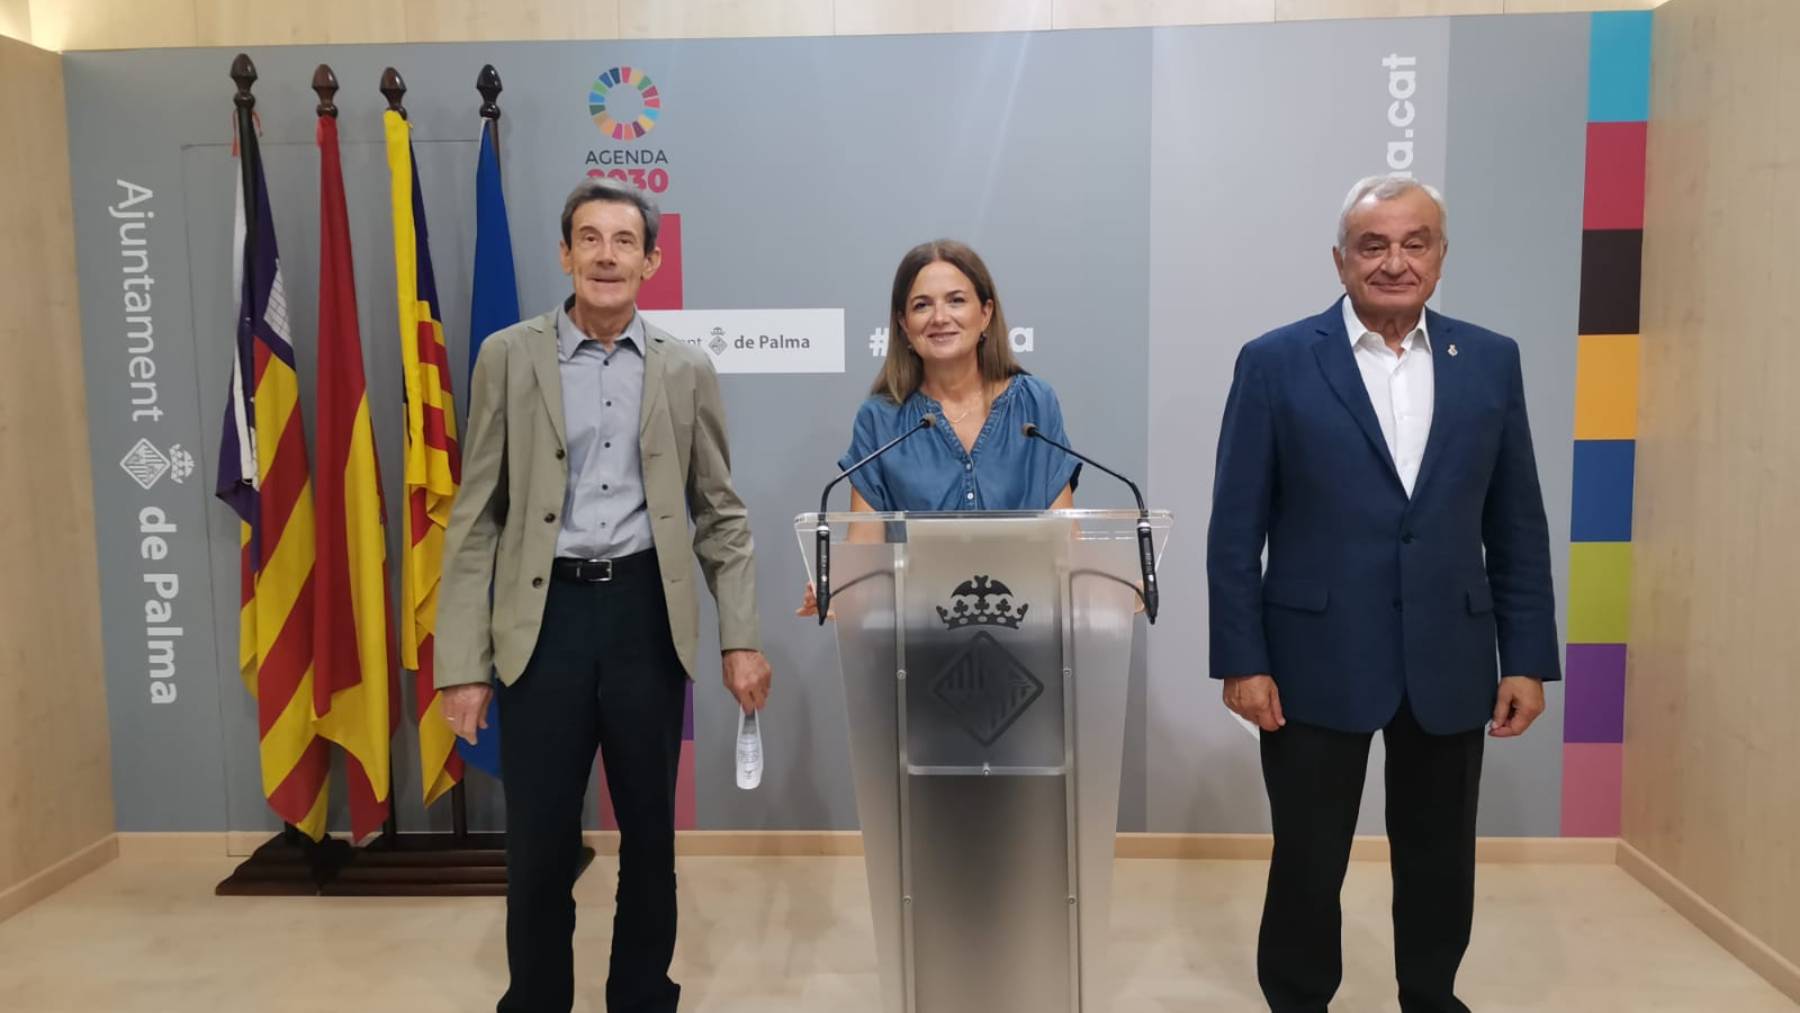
[28,0,193,51]
[23,0,1664,50]
[0,36,115,901]
[401,0,621,43]
[194,0,405,47]
[1627,0,1800,969]
[620,0,831,39]
[1054,0,1274,28]
[833,0,1054,35]
[1274,0,1503,19]
[1505,0,1659,11]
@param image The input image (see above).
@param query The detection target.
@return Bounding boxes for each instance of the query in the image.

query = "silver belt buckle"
[579,558,614,583]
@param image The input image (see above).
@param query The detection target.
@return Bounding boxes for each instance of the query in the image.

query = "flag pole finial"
[312,64,339,119]
[380,67,407,120]
[230,53,257,112]
[477,64,503,121]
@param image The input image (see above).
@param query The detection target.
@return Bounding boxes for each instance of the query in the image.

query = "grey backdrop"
[62,14,1586,838]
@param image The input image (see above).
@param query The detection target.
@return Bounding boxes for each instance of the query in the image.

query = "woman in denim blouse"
[799,239,1080,617]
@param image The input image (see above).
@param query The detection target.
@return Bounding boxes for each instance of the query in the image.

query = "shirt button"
[602,484,610,491]
[1402,533,1416,544]
[604,442,611,449]
[605,400,613,407]
[533,577,545,588]
[964,462,972,472]
[555,449,566,460]
[966,492,975,501]
[544,512,556,523]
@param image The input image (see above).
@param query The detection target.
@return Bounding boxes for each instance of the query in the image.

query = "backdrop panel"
[64,16,1588,837]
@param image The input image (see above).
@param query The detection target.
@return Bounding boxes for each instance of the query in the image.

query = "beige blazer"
[434,308,761,688]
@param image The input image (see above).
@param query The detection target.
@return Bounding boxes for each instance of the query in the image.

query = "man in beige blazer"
[436,177,771,1013]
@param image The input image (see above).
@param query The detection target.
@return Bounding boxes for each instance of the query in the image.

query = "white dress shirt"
[1342,296,1434,497]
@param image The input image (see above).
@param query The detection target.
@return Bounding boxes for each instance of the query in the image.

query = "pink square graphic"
[638,212,682,311]
[1561,742,1624,836]
[1583,122,1647,230]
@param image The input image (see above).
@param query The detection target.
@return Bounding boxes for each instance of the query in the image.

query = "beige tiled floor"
[0,853,1792,1012]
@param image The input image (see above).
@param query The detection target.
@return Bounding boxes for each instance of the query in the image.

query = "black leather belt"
[551,548,657,584]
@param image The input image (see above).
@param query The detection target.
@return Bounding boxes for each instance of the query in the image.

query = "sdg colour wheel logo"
[589,67,661,140]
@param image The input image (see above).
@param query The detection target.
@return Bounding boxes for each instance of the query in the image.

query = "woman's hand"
[795,582,837,620]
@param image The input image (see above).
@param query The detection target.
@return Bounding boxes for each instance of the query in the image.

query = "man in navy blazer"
[1207,175,1561,1013]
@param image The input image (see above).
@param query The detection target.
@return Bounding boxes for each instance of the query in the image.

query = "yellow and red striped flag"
[216,112,330,840]
[384,109,464,806]
[313,108,399,843]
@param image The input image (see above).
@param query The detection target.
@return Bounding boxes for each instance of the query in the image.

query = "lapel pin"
[1447,344,1459,357]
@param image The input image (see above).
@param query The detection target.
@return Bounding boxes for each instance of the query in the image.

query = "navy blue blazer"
[1206,302,1561,735]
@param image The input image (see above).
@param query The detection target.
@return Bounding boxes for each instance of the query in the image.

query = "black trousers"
[497,551,687,1013]
[1257,700,1485,1013]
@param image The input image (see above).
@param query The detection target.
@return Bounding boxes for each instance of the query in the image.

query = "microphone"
[813,413,937,625]
[1022,423,1160,623]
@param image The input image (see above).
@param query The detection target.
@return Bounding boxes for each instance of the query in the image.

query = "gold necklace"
[934,385,988,426]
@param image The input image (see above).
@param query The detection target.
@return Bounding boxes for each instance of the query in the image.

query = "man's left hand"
[723,649,772,713]
[1490,676,1546,738]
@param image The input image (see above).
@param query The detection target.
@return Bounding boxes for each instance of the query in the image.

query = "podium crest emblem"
[930,575,1041,746]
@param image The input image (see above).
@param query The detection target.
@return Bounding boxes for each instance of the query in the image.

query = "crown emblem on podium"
[937,575,1029,630]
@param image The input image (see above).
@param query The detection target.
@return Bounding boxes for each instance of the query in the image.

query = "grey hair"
[560,176,662,252]
[1335,174,1448,249]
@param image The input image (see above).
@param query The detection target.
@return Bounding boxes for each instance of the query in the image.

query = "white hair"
[1336,174,1448,249]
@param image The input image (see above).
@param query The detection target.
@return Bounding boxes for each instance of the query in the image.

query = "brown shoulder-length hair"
[871,239,1024,404]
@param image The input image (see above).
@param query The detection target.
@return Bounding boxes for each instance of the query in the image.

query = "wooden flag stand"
[213,58,596,899]
[216,784,597,898]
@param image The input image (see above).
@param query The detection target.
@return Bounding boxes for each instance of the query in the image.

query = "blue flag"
[460,117,520,779]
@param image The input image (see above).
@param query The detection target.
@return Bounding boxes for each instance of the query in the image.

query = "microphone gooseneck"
[1021,423,1160,623]
[813,413,938,624]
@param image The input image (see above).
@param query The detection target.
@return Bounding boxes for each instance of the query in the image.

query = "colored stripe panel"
[1574,334,1640,440]
[1571,440,1636,542]
[1564,5,1649,839]
[1568,543,1633,644]
[1583,122,1648,230]
[1588,11,1654,123]
[1563,643,1627,744]
[1562,742,1624,837]
[1578,229,1644,336]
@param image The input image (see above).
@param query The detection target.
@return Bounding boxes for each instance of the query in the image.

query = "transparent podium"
[795,509,1173,1013]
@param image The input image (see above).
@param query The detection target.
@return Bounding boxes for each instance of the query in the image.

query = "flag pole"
[231,51,307,855]
[216,55,351,891]
[230,55,257,326]
[316,60,406,847]
[453,63,505,850]
[382,67,473,845]
[478,63,504,169]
